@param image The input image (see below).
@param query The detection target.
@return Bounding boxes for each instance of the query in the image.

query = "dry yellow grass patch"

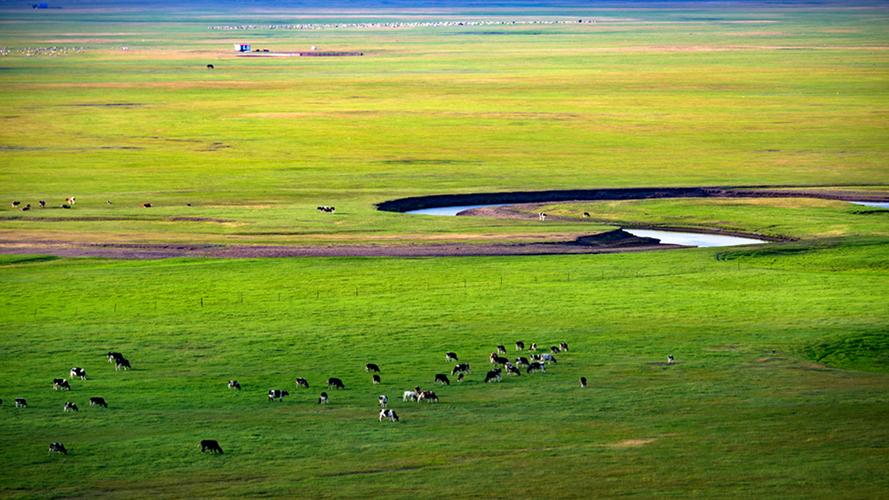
[607,438,657,448]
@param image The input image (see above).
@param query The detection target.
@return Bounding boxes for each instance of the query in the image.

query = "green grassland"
[1,3,889,498]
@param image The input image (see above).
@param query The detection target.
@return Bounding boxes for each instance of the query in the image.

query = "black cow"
[484,369,502,383]
[506,364,521,376]
[295,377,309,389]
[527,362,545,374]
[228,380,241,390]
[89,396,108,408]
[560,342,569,352]
[115,358,131,371]
[515,341,525,351]
[11,201,20,207]
[515,356,530,367]
[63,401,78,412]
[201,439,223,454]
[445,352,458,362]
[456,373,464,383]
[268,389,289,401]
[21,204,30,211]
[372,374,381,384]
[61,204,71,209]
[53,378,71,391]
[38,200,46,208]
[365,363,381,373]
[207,64,214,69]
[107,352,124,364]
[580,377,587,388]
[434,374,450,385]
[49,442,68,455]
[550,346,561,354]
[583,212,590,218]
[15,398,27,408]
[318,392,329,404]
[489,353,509,365]
[327,377,345,389]
[142,203,152,208]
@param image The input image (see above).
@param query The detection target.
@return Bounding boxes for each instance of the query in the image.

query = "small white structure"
[235,43,251,52]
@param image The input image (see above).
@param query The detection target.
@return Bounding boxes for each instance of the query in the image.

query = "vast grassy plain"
[1,2,888,498]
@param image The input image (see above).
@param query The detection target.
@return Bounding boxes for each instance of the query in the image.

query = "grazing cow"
[107,352,124,364]
[142,203,152,208]
[527,362,545,374]
[66,196,76,205]
[61,204,71,209]
[667,355,674,365]
[372,374,381,384]
[550,346,561,354]
[537,212,546,221]
[228,380,241,390]
[418,391,438,403]
[445,352,459,362]
[115,358,131,371]
[580,377,587,388]
[70,367,87,380]
[530,343,538,352]
[515,356,530,367]
[560,342,569,352]
[457,373,464,383]
[107,200,113,205]
[497,345,507,354]
[89,396,108,408]
[506,364,521,377]
[451,363,470,375]
[489,353,509,366]
[63,401,78,412]
[365,363,381,373]
[541,353,557,364]
[53,378,71,391]
[0,399,2,406]
[20,204,30,211]
[316,205,336,214]
[402,390,418,402]
[207,64,214,69]
[200,439,223,454]
[49,442,68,455]
[15,398,27,408]
[295,377,309,389]
[484,369,502,383]
[11,201,20,208]
[434,374,450,385]
[378,395,389,407]
[268,389,289,401]
[515,340,525,351]
[378,408,399,422]
[583,212,591,218]
[318,392,328,404]
[38,200,46,208]
[327,377,345,390]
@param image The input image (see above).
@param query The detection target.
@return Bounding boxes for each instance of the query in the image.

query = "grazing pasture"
[0,1,888,498]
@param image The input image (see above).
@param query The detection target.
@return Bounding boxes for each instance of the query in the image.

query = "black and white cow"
[201,439,223,454]
[228,380,241,390]
[484,369,502,383]
[372,374,381,384]
[515,340,525,351]
[53,378,71,391]
[63,401,78,412]
[580,377,587,388]
[89,396,108,408]
[451,363,471,376]
[527,362,545,374]
[70,367,87,380]
[402,390,418,402]
[378,395,389,407]
[529,343,538,352]
[49,442,68,455]
[550,345,561,354]
[115,358,131,371]
[489,353,509,366]
[268,389,289,401]
[317,205,336,214]
[506,364,521,377]
[295,377,309,389]
[541,353,557,364]
[327,377,345,390]
[667,354,675,365]
[365,363,381,373]
[379,408,399,422]
[15,398,27,408]
[107,352,124,364]
[318,392,329,404]
[560,342,569,352]
[434,374,450,385]
[418,391,438,403]
[11,200,20,208]
[456,373,464,383]
[445,352,459,363]
[515,356,530,367]
[38,200,46,208]
[497,345,507,354]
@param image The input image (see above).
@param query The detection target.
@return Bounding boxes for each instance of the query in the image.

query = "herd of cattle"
[3,341,683,457]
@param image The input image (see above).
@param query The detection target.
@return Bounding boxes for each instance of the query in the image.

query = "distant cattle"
[550,346,561,354]
[53,378,71,391]
[207,64,214,69]
[489,353,509,365]
[538,212,546,221]
[560,342,569,352]
[484,369,502,383]
[445,352,459,362]
[228,380,241,390]
[667,355,675,365]
[506,364,521,377]
[418,391,438,403]
[456,373,464,383]
[107,352,124,364]
[497,345,507,354]
[49,442,68,455]
[20,204,30,211]
[327,377,345,390]
[115,358,131,371]
[66,196,76,205]
[527,362,545,374]
[61,204,71,209]
[15,398,27,408]
[200,439,223,454]
[318,392,329,404]
[434,374,450,385]
[295,377,309,389]
[63,401,78,412]
[11,201,20,207]
[38,200,46,208]
[515,341,525,351]
[541,353,557,364]
[372,374,381,384]
[515,356,530,367]
[317,205,336,214]
[580,377,587,388]
[142,203,152,208]
[70,367,87,380]
[365,363,381,373]
[89,396,108,408]
[378,408,399,422]
[402,390,418,402]
[529,343,538,352]
[451,363,471,375]
[268,389,289,401]
[378,394,389,407]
